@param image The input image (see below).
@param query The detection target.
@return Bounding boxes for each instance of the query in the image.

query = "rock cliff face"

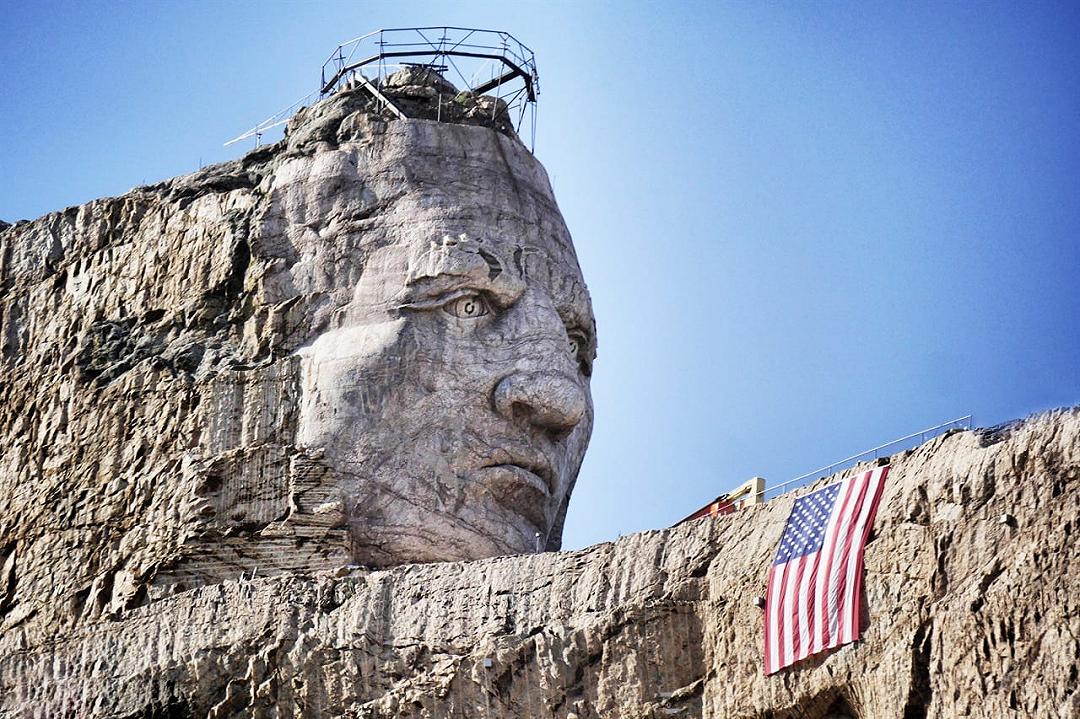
[0,71,596,612]
[2,75,1078,718]
[1,406,1077,717]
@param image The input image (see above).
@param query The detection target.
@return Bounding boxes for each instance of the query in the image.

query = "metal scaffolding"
[226,27,540,151]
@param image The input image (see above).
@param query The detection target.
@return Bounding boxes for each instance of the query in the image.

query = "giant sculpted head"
[0,82,594,624]
[278,121,595,565]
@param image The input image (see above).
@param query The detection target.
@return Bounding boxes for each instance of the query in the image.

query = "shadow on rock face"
[0,72,595,622]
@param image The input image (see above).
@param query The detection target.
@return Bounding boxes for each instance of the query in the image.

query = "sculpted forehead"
[268,130,590,329]
[336,228,593,341]
[399,229,590,322]
[269,123,573,254]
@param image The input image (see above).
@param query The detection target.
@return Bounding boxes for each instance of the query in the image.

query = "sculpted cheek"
[295,319,408,447]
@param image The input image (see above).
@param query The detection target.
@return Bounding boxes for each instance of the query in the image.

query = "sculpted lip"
[484,464,551,501]
[480,446,556,497]
[472,445,557,532]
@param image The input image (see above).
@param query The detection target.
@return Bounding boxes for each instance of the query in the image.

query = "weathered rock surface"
[1,410,1077,717]
[2,69,1078,718]
[0,72,596,614]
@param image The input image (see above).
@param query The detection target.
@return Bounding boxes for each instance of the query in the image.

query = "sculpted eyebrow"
[559,302,595,340]
[405,268,487,293]
[402,265,522,308]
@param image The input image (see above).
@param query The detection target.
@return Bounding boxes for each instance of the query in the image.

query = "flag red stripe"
[764,466,888,674]
[831,471,870,643]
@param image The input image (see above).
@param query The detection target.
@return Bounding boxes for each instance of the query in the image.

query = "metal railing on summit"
[226,26,541,152]
[755,414,973,502]
[677,415,974,525]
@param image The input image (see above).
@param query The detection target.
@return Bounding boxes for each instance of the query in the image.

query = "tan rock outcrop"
[0,410,1076,717]
[0,72,595,615]
[1,70,1076,718]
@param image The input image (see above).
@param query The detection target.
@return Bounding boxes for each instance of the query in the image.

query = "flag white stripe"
[841,467,885,643]
[825,472,863,645]
[811,480,847,654]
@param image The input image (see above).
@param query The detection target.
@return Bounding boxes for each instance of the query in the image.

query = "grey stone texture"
[2,73,1078,717]
[0,78,593,605]
[1,408,1077,717]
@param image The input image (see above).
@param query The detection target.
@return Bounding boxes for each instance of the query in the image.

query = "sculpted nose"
[494,371,586,435]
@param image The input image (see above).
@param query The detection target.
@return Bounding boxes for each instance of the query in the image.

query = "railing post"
[745,477,765,505]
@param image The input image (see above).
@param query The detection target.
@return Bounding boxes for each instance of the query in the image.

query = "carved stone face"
[288,125,595,566]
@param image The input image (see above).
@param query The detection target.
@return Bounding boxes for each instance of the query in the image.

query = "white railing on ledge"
[754,414,973,502]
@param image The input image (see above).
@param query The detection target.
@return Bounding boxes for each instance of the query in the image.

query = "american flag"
[763,465,889,675]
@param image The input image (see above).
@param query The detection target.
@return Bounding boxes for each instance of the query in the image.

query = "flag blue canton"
[773,483,842,565]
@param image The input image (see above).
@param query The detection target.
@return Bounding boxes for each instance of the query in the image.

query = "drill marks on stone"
[202,359,300,455]
[160,451,349,594]
[197,445,292,529]
[4,408,1077,715]
[0,299,26,365]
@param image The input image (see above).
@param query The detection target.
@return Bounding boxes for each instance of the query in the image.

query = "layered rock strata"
[1,410,1077,717]
[2,66,1077,718]
[0,70,596,620]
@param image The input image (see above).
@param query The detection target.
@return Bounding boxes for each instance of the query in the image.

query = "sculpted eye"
[443,294,490,319]
[567,328,592,377]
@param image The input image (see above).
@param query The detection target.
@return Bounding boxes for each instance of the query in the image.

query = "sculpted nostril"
[494,371,586,433]
[511,401,531,421]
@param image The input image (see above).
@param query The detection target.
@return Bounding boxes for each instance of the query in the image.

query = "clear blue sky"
[2,1,1077,550]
